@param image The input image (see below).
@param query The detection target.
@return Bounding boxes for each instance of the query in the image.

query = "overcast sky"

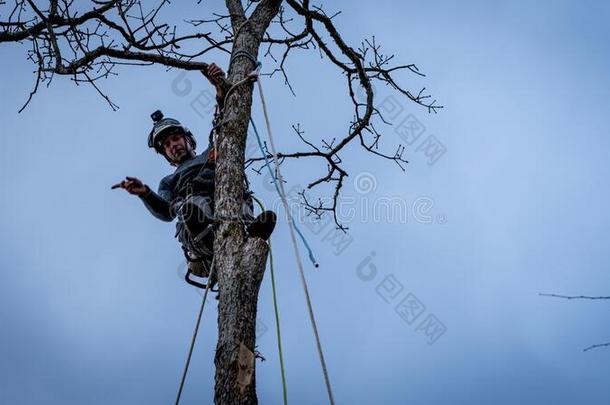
[1,1,610,404]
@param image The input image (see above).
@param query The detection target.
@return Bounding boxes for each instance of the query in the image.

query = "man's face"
[162,132,189,164]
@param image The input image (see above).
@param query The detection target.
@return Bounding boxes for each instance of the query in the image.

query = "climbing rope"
[221,61,319,267]
[175,59,333,405]
[252,75,336,405]
[252,195,289,405]
[175,257,216,405]
[249,116,319,268]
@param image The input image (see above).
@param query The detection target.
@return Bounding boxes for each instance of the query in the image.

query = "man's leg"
[243,195,277,240]
[179,194,275,278]
[181,194,214,238]
[178,195,216,279]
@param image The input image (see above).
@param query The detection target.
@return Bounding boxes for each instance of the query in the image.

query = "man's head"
[148,110,197,165]
[162,131,192,165]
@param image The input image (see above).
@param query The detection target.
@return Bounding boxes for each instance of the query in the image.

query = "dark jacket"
[139,148,215,222]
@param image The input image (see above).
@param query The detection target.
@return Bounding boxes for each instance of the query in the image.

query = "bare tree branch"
[539,293,610,300]
[540,292,609,353]
[1,0,442,229]
[584,342,610,352]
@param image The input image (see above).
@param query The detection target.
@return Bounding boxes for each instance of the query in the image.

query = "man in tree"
[113,63,276,285]
[0,1,444,400]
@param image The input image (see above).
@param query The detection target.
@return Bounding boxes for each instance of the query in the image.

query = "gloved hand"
[204,63,227,100]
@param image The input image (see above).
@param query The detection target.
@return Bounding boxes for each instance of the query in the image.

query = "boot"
[247,210,277,240]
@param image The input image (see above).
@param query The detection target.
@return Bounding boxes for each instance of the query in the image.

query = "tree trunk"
[213,2,281,403]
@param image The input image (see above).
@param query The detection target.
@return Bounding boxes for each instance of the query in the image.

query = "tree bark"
[213,1,282,404]
[214,237,269,404]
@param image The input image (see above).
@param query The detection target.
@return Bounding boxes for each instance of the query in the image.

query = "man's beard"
[170,148,191,164]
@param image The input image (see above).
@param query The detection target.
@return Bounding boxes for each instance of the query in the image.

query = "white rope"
[175,258,216,405]
[255,78,336,405]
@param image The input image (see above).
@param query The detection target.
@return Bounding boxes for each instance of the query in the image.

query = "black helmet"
[148,110,196,156]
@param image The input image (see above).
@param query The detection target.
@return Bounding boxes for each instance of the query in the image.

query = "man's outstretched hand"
[111,176,149,196]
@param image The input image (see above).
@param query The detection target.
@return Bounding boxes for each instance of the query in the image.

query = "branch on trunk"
[1,0,233,110]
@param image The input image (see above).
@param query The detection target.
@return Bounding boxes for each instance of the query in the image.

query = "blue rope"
[249,116,319,268]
